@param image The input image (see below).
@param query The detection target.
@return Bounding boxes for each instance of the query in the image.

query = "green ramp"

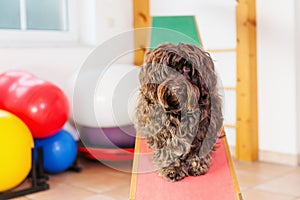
[150,16,202,50]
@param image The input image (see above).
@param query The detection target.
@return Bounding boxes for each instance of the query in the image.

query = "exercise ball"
[78,124,136,148]
[63,121,80,141]
[0,70,69,138]
[34,129,77,173]
[71,64,140,127]
[0,110,34,192]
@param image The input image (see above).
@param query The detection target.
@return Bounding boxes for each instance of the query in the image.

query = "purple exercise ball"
[78,125,136,148]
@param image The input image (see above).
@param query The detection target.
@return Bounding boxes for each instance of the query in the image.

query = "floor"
[234,160,300,200]
[8,155,300,200]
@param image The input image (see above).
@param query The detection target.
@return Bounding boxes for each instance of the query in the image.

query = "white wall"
[257,0,298,157]
[94,0,133,45]
[0,0,134,90]
[296,0,300,155]
[0,47,92,89]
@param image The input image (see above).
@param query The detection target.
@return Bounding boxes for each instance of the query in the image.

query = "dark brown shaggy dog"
[135,43,223,182]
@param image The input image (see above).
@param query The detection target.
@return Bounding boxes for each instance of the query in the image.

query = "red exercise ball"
[0,70,69,138]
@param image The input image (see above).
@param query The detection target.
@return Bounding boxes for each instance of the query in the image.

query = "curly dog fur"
[135,43,223,182]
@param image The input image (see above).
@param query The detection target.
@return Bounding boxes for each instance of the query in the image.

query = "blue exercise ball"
[34,129,77,173]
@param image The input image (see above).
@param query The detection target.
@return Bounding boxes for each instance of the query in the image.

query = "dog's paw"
[187,155,210,176]
[159,163,187,182]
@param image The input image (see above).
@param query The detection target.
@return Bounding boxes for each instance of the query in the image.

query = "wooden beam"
[236,0,258,161]
[133,0,150,66]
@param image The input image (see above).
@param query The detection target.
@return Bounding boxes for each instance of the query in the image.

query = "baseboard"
[229,146,299,166]
[259,150,298,166]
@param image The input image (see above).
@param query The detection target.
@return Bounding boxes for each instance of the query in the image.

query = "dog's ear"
[140,83,159,103]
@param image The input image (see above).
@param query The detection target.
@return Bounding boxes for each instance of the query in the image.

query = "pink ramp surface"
[130,136,242,200]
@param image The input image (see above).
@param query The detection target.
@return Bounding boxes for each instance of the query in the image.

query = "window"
[0,0,78,45]
[0,0,68,31]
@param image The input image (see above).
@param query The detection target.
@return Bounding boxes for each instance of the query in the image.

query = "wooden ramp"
[130,129,243,200]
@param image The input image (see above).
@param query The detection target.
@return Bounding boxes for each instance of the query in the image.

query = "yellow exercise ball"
[0,109,34,192]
